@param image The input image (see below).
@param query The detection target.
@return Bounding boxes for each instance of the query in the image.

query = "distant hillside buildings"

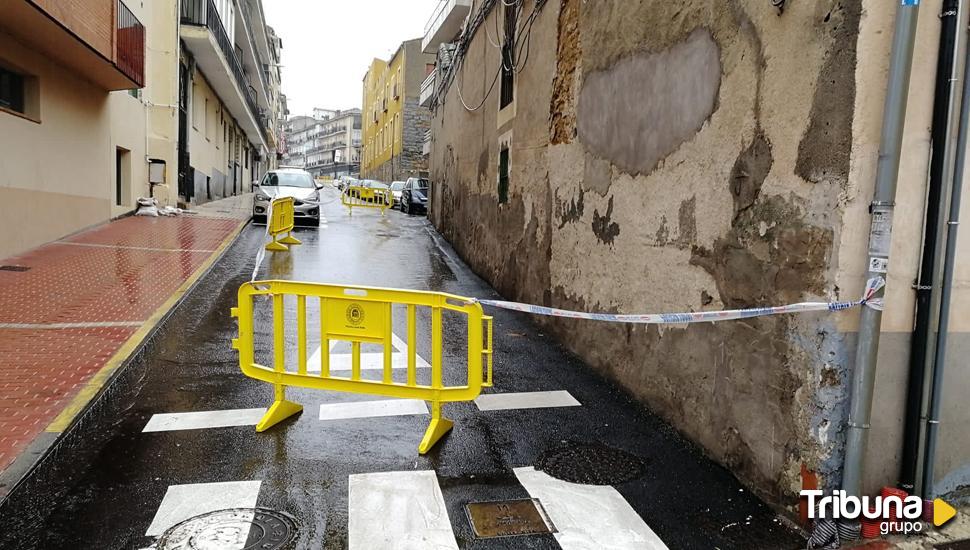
[283,108,361,178]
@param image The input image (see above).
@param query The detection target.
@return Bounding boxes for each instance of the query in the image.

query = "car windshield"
[390,182,404,191]
[415,180,429,191]
[262,172,314,188]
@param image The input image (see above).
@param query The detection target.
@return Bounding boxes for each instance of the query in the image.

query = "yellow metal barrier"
[342,185,392,215]
[231,280,494,454]
[265,197,301,252]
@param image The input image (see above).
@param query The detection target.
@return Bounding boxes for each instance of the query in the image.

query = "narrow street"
[0,187,801,549]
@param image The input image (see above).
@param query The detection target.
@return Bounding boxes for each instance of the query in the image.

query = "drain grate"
[156,508,297,550]
[536,441,647,485]
[0,265,30,272]
[466,498,555,539]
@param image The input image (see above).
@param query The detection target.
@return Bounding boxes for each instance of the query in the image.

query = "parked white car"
[389,181,405,205]
[252,168,323,226]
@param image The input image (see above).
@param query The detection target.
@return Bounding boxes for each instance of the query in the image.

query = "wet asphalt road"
[0,188,805,549]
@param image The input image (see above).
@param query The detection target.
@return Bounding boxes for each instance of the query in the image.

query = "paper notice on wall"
[868,256,889,274]
[868,210,893,257]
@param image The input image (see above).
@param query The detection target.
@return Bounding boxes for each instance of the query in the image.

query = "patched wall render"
[429,0,970,508]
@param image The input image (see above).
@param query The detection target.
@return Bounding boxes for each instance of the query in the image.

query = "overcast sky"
[263,0,437,117]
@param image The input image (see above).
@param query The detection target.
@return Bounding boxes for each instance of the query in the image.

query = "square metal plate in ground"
[465,498,556,539]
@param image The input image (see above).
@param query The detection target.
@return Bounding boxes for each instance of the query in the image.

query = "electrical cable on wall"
[439,0,546,112]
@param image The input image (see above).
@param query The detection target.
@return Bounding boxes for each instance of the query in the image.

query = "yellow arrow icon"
[934,498,957,527]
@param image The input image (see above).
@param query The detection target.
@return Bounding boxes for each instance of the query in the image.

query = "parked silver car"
[252,168,323,226]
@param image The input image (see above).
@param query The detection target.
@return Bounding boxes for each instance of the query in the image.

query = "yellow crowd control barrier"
[342,185,392,215]
[232,280,494,454]
[265,197,301,252]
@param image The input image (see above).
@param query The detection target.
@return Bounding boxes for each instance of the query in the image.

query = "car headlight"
[308,192,320,202]
[255,193,270,201]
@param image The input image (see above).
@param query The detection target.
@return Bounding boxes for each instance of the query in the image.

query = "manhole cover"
[465,498,555,539]
[0,265,30,272]
[536,441,647,485]
[156,508,297,550]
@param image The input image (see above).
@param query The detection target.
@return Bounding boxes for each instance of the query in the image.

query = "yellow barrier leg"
[418,401,453,454]
[265,236,288,252]
[256,384,303,432]
[280,231,302,246]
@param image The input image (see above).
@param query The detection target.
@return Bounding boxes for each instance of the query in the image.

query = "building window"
[0,65,26,114]
[498,147,509,204]
[500,3,517,109]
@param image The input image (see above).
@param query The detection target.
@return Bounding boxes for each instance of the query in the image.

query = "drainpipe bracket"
[848,422,871,429]
[869,200,896,214]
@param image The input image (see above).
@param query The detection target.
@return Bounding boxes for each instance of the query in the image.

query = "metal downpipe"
[842,1,921,498]
[922,10,970,498]
[900,0,965,495]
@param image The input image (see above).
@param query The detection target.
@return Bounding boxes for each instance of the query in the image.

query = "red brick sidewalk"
[0,212,245,489]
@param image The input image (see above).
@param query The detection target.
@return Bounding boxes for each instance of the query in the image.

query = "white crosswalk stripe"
[145,480,261,537]
[514,467,667,549]
[142,408,267,432]
[348,470,458,550]
[307,333,431,372]
[319,399,428,420]
[474,390,582,411]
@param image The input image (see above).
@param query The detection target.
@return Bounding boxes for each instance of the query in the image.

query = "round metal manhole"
[536,441,647,485]
[156,508,298,550]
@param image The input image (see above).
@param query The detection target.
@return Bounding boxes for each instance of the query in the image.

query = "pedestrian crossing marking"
[319,399,428,420]
[307,333,431,372]
[348,470,458,549]
[142,408,267,432]
[474,390,581,411]
[514,467,667,549]
[145,480,261,537]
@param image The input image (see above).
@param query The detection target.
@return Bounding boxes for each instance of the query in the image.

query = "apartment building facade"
[360,39,434,182]
[0,0,285,260]
[175,0,284,204]
[0,0,146,259]
[425,0,970,509]
[283,109,362,178]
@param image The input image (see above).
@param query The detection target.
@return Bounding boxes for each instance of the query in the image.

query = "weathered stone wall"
[429,0,970,505]
[402,98,430,177]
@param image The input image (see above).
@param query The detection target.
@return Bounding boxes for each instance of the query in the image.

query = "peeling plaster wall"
[430,0,970,506]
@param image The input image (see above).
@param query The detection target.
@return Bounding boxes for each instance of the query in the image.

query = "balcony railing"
[115,0,145,86]
[420,69,435,107]
[239,1,271,95]
[181,0,265,142]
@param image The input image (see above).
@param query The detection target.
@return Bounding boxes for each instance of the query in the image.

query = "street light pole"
[842,0,921,497]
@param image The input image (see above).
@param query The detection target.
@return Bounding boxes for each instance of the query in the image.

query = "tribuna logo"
[803,490,923,521]
[802,490,958,536]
